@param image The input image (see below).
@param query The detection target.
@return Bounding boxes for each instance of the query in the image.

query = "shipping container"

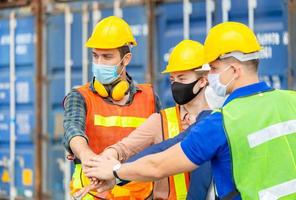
[155,0,289,108]
[0,0,291,199]
[0,13,35,199]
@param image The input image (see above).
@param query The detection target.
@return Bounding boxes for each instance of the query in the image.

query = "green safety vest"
[221,89,296,200]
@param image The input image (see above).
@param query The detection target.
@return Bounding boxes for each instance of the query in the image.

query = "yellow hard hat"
[162,39,207,74]
[204,21,262,63]
[85,16,137,49]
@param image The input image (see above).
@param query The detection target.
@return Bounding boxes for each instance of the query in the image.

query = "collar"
[224,81,273,106]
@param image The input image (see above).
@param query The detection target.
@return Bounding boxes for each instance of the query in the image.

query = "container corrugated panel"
[155,2,207,108]
[0,14,35,199]
[46,11,85,199]
[46,142,65,200]
[155,0,288,108]
[214,0,288,89]
[0,145,9,197]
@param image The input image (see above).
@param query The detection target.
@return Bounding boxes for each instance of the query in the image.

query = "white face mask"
[204,86,228,109]
[207,66,235,97]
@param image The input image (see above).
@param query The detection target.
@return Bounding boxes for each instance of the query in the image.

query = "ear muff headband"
[93,79,129,101]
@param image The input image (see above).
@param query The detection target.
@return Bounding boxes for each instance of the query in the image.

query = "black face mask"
[171,79,202,105]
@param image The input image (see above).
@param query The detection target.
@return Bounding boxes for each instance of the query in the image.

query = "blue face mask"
[92,63,119,84]
[92,56,127,84]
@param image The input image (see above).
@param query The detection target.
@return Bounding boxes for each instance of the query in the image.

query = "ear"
[198,76,208,88]
[122,53,132,67]
[232,65,241,79]
[193,77,206,94]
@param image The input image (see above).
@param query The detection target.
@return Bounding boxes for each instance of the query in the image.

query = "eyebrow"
[92,51,113,57]
[177,74,185,78]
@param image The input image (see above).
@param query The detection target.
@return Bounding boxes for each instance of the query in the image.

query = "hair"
[221,57,259,73]
[118,45,131,59]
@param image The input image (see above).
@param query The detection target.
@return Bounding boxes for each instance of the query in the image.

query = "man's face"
[209,59,235,86]
[92,48,122,66]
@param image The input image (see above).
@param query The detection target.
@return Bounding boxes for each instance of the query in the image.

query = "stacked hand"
[73,154,121,198]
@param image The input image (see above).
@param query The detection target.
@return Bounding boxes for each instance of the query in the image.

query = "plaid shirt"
[63,75,161,153]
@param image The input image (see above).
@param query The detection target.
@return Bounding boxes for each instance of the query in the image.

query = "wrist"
[79,149,95,161]
[112,163,130,186]
[103,148,119,160]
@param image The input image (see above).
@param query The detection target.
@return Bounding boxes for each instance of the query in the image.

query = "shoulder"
[63,88,86,107]
[180,112,228,164]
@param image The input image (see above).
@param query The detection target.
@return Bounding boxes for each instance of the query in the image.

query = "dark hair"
[246,59,259,72]
[118,45,131,59]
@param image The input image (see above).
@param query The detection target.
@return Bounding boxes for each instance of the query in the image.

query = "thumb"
[97,181,115,193]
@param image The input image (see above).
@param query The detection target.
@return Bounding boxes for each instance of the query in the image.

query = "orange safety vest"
[77,83,156,154]
[73,83,155,200]
[160,106,190,200]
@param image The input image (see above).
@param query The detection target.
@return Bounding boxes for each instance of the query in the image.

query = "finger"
[83,166,98,175]
[80,187,92,198]
[84,170,101,179]
[66,154,75,160]
[97,181,115,193]
[73,187,88,198]
[90,156,104,162]
[91,178,99,185]
[83,160,102,168]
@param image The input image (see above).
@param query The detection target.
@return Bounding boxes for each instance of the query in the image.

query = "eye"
[92,53,98,59]
[103,54,113,59]
[179,77,186,82]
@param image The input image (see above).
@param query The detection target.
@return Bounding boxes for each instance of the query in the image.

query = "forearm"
[70,136,95,159]
[118,143,197,182]
[119,154,165,181]
[106,113,162,162]
[63,90,87,154]
[127,131,187,162]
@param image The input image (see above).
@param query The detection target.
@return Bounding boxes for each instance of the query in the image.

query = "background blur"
[0,0,296,199]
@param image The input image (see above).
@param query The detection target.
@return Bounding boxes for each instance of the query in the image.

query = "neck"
[232,74,259,92]
[184,87,210,116]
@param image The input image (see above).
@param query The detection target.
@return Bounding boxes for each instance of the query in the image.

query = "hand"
[100,148,119,160]
[73,179,116,199]
[79,150,99,184]
[83,156,120,180]
[66,154,75,161]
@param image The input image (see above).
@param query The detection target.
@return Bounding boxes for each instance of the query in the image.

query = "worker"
[82,21,296,200]
[75,39,226,200]
[63,16,161,200]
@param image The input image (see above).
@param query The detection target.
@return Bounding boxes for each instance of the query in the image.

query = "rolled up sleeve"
[63,90,88,153]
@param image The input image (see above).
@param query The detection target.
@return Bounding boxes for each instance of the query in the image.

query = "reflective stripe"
[259,178,296,200]
[165,107,179,138]
[248,120,296,148]
[173,174,188,199]
[94,115,146,128]
[164,107,188,199]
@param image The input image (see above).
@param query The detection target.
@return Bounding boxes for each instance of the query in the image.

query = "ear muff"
[94,79,109,98]
[111,80,129,101]
[94,79,129,101]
